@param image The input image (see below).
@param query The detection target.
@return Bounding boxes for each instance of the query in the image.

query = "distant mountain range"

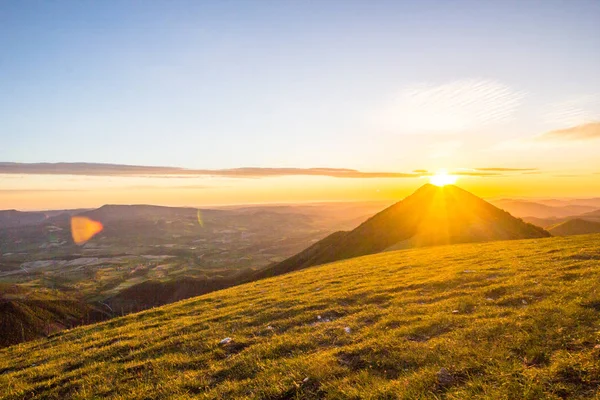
[489,199,597,219]
[0,209,88,229]
[256,184,550,279]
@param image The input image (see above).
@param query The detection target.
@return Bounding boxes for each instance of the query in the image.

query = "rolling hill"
[1,234,599,399]
[257,184,549,279]
[580,209,600,220]
[489,199,596,219]
[548,218,600,236]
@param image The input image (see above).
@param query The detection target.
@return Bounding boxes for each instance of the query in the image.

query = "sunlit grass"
[1,234,600,399]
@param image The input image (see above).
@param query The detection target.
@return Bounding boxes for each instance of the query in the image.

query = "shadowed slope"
[0,285,108,348]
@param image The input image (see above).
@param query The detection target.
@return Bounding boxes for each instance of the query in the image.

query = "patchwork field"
[1,234,599,399]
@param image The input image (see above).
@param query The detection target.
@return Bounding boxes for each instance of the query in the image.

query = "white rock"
[344,327,351,334]
[219,337,232,345]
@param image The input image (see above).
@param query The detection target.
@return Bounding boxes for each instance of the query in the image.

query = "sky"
[1,0,600,209]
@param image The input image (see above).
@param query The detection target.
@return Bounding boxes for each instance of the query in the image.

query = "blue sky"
[1,0,599,173]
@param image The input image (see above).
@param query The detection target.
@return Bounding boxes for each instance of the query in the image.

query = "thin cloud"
[521,171,542,175]
[0,163,527,180]
[544,95,600,128]
[0,162,424,179]
[452,171,502,177]
[374,79,525,134]
[474,167,538,172]
[0,189,93,193]
[538,122,600,141]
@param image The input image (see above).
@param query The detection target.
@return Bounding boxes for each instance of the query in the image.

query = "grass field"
[1,234,599,399]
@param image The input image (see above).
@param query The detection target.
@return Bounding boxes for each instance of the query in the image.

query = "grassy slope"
[1,235,600,399]
[549,219,600,236]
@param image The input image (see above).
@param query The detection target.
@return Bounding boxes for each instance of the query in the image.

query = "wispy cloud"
[373,79,525,134]
[0,162,537,180]
[474,167,538,172]
[452,171,502,177]
[0,162,425,179]
[538,122,600,141]
[495,122,600,150]
[544,95,600,128]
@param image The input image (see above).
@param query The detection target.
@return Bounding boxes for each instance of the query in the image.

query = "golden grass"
[1,234,600,399]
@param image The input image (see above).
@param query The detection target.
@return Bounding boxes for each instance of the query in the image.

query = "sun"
[429,169,458,187]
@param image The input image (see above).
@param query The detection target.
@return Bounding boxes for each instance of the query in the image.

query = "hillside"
[258,184,549,278]
[580,209,600,220]
[0,285,108,348]
[549,218,600,236]
[1,235,599,399]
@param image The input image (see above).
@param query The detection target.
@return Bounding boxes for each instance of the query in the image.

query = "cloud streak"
[474,167,538,172]
[538,122,600,141]
[0,163,534,180]
[0,162,425,179]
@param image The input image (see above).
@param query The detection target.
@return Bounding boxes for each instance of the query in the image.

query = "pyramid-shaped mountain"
[256,184,550,278]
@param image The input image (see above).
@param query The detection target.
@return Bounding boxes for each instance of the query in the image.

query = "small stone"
[522,299,528,305]
[436,367,454,386]
[452,310,459,314]
[302,377,309,383]
[219,337,232,345]
[594,344,600,349]
[317,315,322,320]
[266,325,274,330]
[344,326,351,334]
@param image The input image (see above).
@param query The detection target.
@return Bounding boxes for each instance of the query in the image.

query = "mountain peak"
[257,185,550,278]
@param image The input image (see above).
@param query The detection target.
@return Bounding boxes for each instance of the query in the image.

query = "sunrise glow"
[429,170,458,187]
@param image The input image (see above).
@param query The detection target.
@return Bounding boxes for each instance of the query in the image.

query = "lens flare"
[71,216,103,245]
[429,169,458,187]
